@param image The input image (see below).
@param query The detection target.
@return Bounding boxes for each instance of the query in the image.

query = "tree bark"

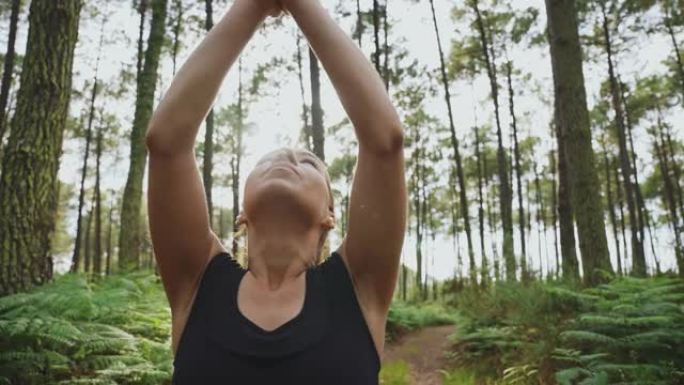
[653,112,684,275]
[94,115,104,277]
[600,4,646,275]
[506,61,527,278]
[472,0,515,280]
[118,0,168,272]
[429,0,476,283]
[232,59,244,259]
[136,0,148,79]
[602,137,622,275]
[0,0,82,295]
[309,47,325,161]
[296,33,312,151]
[0,0,20,148]
[545,0,612,285]
[664,10,684,106]
[203,0,215,228]
[474,126,488,284]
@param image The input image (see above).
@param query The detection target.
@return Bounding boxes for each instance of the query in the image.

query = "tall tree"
[0,0,20,148]
[662,0,684,104]
[545,0,612,285]
[429,0,476,284]
[471,0,515,280]
[309,47,325,161]
[506,60,527,278]
[136,0,148,79]
[0,0,83,295]
[203,0,216,228]
[295,32,312,151]
[118,0,168,272]
[598,1,646,275]
[71,18,106,273]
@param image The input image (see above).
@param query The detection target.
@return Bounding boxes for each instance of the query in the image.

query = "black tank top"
[171,250,381,384]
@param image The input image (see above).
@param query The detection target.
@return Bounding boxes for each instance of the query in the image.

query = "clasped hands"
[253,0,306,18]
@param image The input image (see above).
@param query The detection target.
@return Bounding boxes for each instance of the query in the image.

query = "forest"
[0,0,682,384]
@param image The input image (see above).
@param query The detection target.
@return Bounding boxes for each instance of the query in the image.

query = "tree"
[428,0,476,284]
[203,0,216,227]
[545,0,613,285]
[118,0,168,272]
[0,0,20,149]
[0,0,83,295]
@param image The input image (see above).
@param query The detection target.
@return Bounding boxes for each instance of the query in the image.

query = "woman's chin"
[248,183,310,214]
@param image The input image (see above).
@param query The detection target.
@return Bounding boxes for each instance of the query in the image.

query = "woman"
[145,0,406,383]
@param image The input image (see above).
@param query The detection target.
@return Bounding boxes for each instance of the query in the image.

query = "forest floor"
[381,324,457,385]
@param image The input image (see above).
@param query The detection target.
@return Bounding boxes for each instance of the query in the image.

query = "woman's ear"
[235,211,246,226]
[324,214,335,230]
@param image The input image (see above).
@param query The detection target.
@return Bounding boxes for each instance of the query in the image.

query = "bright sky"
[3,0,682,280]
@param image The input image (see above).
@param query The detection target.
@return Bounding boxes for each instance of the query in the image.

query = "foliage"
[0,270,173,385]
[385,301,460,343]
[446,277,684,384]
[379,360,412,385]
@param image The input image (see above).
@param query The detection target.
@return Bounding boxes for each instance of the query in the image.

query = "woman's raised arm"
[146,0,278,153]
[145,0,278,326]
[284,0,407,318]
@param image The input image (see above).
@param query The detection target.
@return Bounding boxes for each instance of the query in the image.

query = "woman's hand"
[255,0,286,18]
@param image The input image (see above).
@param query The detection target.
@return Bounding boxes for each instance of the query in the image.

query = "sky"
[2,0,682,280]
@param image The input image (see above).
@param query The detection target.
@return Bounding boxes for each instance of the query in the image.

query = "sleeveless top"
[171,250,381,384]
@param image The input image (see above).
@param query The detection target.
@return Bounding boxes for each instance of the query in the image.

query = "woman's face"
[240,147,334,230]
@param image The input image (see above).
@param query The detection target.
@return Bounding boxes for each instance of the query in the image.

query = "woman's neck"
[244,221,321,291]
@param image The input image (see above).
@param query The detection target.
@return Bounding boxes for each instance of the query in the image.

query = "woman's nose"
[284,148,297,164]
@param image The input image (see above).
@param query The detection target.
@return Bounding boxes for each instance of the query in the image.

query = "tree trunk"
[0,0,82,295]
[506,61,527,279]
[372,0,381,74]
[355,0,363,47]
[171,0,185,76]
[106,197,114,276]
[412,151,423,297]
[382,0,390,91]
[429,0,476,283]
[472,0,515,280]
[614,155,629,270]
[545,0,612,285]
[0,0,20,148]
[664,124,684,222]
[232,59,244,259]
[71,114,91,274]
[203,0,215,228]
[474,126,488,284]
[118,0,168,272]
[309,48,325,161]
[483,142,500,281]
[296,33,312,151]
[620,75,651,273]
[94,116,103,277]
[602,137,622,275]
[84,208,93,275]
[549,148,561,279]
[72,21,105,274]
[653,113,684,275]
[136,0,148,79]
[664,11,684,106]
[600,4,646,275]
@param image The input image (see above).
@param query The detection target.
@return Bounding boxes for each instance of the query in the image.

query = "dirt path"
[381,324,457,385]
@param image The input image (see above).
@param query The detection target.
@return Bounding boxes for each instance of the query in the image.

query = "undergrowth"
[0,271,173,385]
[446,276,684,385]
[385,301,459,342]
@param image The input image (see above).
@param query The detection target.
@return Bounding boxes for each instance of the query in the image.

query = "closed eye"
[302,159,319,168]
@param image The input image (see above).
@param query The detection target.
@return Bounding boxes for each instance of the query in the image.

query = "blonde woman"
[145,0,406,383]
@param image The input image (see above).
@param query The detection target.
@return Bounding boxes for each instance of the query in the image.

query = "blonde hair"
[232,149,335,268]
